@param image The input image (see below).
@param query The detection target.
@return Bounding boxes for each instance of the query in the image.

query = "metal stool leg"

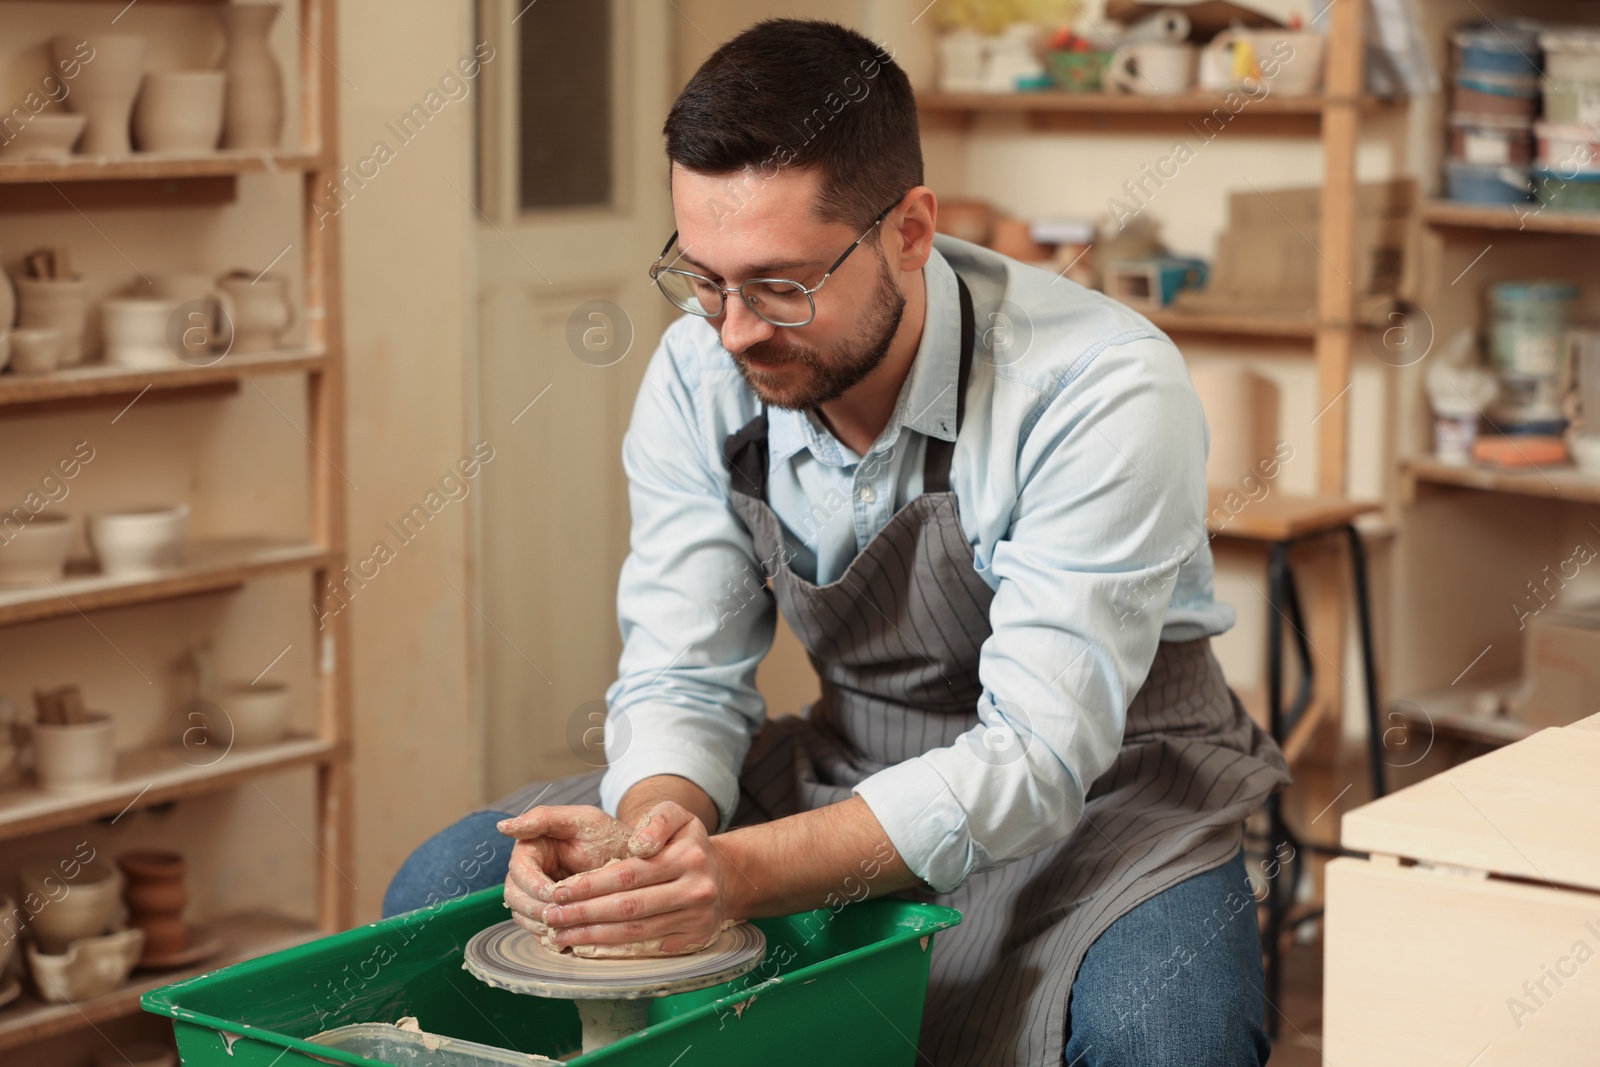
[1344,523,1386,798]
[1262,540,1302,1038]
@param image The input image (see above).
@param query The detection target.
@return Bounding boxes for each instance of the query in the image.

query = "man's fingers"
[504,877,549,924]
[539,882,685,930]
[537,855,669,904]
[496,804,613,840]
[506,843,557,898]
[627,801,694,859]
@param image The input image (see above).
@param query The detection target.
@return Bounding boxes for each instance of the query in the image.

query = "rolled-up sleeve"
[852,335,1210,893]
[598,330,774,832]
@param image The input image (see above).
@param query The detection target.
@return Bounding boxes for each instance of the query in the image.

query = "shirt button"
[858,484,877,503]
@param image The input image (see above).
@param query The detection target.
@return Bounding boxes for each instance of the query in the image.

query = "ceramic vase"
[219,272,293,351]
[135,71,226,153]
[16,276,90,366]
[53,36,147,155]
[219,5,284,150]
[118,851,189,960]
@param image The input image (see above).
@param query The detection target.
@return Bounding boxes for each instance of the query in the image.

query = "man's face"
[667,164,905,411]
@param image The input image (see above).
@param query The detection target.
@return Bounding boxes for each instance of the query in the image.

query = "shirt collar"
[766,241,962,470]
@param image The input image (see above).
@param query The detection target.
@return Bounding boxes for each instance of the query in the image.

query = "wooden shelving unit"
[0,149,322,184]
[1421,199,1600,236]
[925,2,1380,767]
[0,912,318,1052]
[1400,455,1600,506]
[0,348,324,407]
[0,0,350,1056]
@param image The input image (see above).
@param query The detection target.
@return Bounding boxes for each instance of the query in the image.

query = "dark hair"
[663,19,922,232]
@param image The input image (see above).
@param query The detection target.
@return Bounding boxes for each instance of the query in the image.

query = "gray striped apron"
[492,273,1290,1065]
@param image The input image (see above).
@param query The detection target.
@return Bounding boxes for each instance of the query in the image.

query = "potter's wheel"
[463,920,766,1054]
[464,919,765,999]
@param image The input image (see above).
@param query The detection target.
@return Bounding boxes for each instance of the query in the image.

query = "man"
[386,19,1288,1066]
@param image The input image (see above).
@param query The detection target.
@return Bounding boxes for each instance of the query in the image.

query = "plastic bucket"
[1453,23,1542,78]
[1534,121,1600,172]
[1450,112,1534,165]
[1490,281,1579,378]
[142,887,962,1066]
[1540,28,1600,82]
[1534,167,1600,213]
[1445,160,1534,203]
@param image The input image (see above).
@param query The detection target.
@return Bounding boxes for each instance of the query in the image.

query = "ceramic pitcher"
[218,271,293,352]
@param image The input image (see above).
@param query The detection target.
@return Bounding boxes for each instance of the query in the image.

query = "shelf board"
[1146,307,1317,340]
[0,538,336,627]
[0,348,325,410]
[0,149,323,185]
[919,89,1345,115]
[0,734,342,842]
[1401,455,1600,506]
[1421,199,1600,236]
[0,911,319,1052]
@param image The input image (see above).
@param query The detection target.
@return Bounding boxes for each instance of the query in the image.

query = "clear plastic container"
[309,1023,563,1067]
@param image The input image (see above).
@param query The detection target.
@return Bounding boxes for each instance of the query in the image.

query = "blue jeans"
[384,816,1269,1066]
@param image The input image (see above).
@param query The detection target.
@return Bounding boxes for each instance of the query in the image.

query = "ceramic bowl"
[19,857,122,953]
[0,514,73,585]
[27,927,144,1003]
[0,113,87,160]
[89,504,189,576]
[135,70,225,153]
[9,327,64,375]
[95,1041,177,1067]
[31,714,118,796]
[217,680,292,746]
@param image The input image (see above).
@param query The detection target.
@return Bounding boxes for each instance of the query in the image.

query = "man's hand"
[534,798,738,955]
[497,805,637,938]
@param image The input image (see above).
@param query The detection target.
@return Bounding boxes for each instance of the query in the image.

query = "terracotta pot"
[53,36,147,155]
[219,5,284,150]
[118,850,188,960]
[16,275,90,366]
[135,71,226,153]
[218,271,293,351]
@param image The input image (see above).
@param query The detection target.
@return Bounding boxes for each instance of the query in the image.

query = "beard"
[728,250,906,411]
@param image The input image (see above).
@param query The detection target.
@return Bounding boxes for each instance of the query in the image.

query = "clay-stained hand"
[497,806,635,938]
[533,800,738,957]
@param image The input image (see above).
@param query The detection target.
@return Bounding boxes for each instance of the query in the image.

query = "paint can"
[1489,281,1579,377]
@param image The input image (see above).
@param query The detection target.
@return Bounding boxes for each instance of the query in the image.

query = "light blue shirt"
[598,234,1231,894]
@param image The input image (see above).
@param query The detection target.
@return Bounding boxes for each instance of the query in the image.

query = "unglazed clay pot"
[101,296,183,368]
[134,71,226,153]
[9,327,64,375]
[0,514,73,584]
[218,271,293,351]
[152,272,234,355]
[118,850,189,961]
[15,276,90,366]
[89,504,190,575]
[27,928,143,1002]
[19,858,121,954]
[0,113,87,161]
[53,36,147,155]
[32,715,118,795]
[219,5,284,150]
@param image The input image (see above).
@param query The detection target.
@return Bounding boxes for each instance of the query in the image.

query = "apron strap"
[921,272,975,495]
[721,270,977,501]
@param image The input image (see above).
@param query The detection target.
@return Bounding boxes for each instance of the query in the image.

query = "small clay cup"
[118,850,188,960]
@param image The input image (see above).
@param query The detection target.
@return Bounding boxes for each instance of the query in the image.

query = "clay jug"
[118,850,188,960]
[219,5,283,150]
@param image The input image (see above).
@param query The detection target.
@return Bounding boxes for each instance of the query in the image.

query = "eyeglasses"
[647,197,903,328]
